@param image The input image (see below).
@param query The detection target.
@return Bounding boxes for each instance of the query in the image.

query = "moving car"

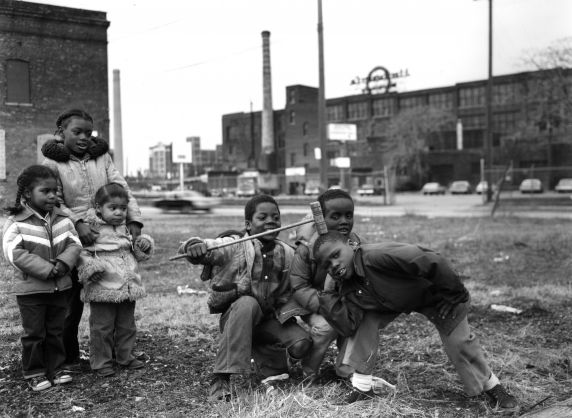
[519,178,543,194]
[357,183,384,196]
[421,182,446,195]
[153,190,221,213]
[448,181,472,195]
[554,178,572,193]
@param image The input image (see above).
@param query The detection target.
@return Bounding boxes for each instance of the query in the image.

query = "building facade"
[148,142,173,179]
[221,68,572,192]
[0,0,109,200]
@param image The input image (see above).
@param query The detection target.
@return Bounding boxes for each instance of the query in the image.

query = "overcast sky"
[32,0,572,175]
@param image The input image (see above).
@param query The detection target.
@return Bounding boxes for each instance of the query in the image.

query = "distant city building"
[148,142,173,179]
[222,69,572,192]
[0,0,109,199]
[148,139,222,180]
[185,136,222,175]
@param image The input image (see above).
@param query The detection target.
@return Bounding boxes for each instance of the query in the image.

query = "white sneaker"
[28,376,52,391]
[261,373,289,385]
[53,372,72,385]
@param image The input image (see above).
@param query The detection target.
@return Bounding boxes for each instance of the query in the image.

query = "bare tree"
[519,37,572,133]
[508,38,572,185]
[382,106,455,188]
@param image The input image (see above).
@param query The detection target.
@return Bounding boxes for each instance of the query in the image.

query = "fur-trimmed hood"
[41,137,109,162]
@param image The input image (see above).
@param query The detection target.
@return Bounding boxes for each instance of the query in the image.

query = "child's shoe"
[96,367,115,377]
[53,371,73,385]
[208,374,231,402]
[28,376,52,392]
[124,359,145,370]
[335,386,376,404]
[485,384,518,409]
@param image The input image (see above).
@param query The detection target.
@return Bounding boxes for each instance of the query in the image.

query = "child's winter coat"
[77,209,154,303]
[2,206,82,295]
[177,233,295,316]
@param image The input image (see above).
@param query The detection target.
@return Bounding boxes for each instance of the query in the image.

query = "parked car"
[475,181,497,195]
[236,182,257,198]
[554,178,572,193]
[153,190,221,213]
[421,182,446,195]
[357,183,384,196]
[304,184,321,196]
[448,181,472,195]
[519,178,543,194]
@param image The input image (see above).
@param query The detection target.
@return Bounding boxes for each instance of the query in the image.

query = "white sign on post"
[328,123,357,141]
[172,140,192,163]
[285,167,306,176]
[332,157,351,168]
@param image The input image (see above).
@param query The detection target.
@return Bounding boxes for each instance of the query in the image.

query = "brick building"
[0,0,109,201]
[221,68,572,193]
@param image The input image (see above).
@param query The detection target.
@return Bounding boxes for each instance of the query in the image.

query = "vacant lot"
[1,212,571,417]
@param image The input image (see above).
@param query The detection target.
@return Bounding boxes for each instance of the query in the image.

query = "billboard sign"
[172,140,192,163]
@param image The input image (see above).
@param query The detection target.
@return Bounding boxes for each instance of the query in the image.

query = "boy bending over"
[313,230,518,409]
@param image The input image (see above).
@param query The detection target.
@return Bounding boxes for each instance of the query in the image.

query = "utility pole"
[317,0,328,190]
[484,0,494,202]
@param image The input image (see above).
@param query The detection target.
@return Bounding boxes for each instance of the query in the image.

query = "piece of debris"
[371,375,397,392]
[493,253,510,262]
[491,304,522,314]
[71,406,85,412]
[176,285,207,296]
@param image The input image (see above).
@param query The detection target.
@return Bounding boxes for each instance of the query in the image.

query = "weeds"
[1,214,571,417]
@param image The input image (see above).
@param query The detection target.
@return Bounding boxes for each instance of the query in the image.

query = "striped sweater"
[2,206,82,295]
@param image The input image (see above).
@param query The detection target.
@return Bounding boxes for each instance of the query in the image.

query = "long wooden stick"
[170,201,326,261]
[169,218,313,261]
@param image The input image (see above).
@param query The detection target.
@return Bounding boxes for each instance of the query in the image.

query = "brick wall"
[0,0,109,206]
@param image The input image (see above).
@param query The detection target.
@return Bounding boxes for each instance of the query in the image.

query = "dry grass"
[1,212,571,417]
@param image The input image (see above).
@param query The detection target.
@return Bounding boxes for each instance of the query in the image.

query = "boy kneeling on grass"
[313,230,518,410]
[178,195,312,401]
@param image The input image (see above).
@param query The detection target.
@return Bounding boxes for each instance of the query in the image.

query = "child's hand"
[435,299,464,320]
[137,238,151,252]
[54,261,69,278]
[76,221,99,246]
[186,241,208,261]
[89,271,105,282]
[127,222,142,240]
[323,274,336,292]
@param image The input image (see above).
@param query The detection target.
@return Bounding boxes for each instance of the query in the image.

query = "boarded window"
[7,60,31,104]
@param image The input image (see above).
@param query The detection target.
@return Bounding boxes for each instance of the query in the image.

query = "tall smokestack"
[260,30,274,171]
[113,69,124,176]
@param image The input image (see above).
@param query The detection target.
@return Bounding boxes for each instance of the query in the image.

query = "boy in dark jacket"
[313,230,518,409]
[288,189,376,382]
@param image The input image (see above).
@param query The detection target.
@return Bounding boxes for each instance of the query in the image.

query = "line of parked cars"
[420,178,572,195]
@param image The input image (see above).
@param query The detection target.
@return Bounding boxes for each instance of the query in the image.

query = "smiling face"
[245,201,281,243]
[25,178,58,216]
[62,117,93,157]
[97,196,128,226]
[315,239,355,281]
[323,197,354,236]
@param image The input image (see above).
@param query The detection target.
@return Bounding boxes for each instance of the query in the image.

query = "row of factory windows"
[322,82,537,122]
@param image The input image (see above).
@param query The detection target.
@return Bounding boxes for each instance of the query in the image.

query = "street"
[140,192,572,220]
